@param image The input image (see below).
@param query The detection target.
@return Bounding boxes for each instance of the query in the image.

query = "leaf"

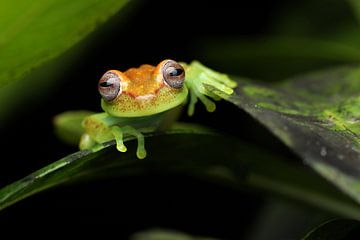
[303,219,360,240]
[194,1,360,81]
[218,65,360,203]
[348,0,360,25]
[195,35,360,80]
[130,229,217,240]
[0,124,359,219]
[53,110,94,145]
[271,0,357,36]
[0,0,129,88]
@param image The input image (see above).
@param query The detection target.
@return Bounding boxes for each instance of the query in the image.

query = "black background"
[0,0,322,238]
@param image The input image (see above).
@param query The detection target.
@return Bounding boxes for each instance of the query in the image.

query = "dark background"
[0,0,336,238]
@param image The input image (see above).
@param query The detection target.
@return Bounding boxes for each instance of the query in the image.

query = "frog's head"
[98,59,188,117]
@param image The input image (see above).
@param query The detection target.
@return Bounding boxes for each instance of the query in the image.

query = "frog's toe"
[116,143,127,152]
[121,125,147,159]
[136,147,147,159]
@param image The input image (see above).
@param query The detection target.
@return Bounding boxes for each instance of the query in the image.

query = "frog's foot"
[183,60,237,116]
[79,133,107,152]
[80,133,96,150]
[111,126,127,152]
[111,126,147,159]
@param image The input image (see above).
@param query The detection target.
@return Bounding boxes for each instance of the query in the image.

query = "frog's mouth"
[101,86,188,117]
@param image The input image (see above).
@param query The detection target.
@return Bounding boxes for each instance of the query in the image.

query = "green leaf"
[303,219,360,240]
[348,0,360,25]
[0,0,129,88]
[219,65,360,203]
[0,124,359,219]
[53,110,94,145]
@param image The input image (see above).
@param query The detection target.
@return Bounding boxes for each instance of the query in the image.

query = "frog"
[54,60,237,159]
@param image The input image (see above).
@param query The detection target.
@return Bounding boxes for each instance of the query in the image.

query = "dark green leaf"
[195,36,360,80]
[303,219,360,240]
[195,1,360,81]
[219,65,360,203]
[0,124,359,219]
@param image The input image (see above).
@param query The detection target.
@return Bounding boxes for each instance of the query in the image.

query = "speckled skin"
[82,111,169,144]
[74,59,236,159]
[80,60,189,157]
[100,61,188,117]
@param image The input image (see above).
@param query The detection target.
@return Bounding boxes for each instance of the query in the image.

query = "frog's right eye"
[162,60,185,89]
[98,71,122,101]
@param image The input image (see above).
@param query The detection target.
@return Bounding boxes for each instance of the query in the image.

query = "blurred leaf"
[272,0,357,36]
[218,65,360,203]
[302,219,360,239]
[348,0,360,25]
[0,124,359,219]
[0,0,129,88]
[195,35,360,81]
[195,0,360,81]
[130,229,217,240]
[53,110,94,145]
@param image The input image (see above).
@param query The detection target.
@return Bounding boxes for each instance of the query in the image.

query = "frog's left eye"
[162,60,185,89]
[98,71,122,101]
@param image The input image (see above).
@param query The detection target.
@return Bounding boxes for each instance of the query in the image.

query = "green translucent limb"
[188,87,216,116]
[187,87,198,116]
[111,126,127,152]
[111,125,147,159]
[79,133,106,152]
[79,133,96,150]
[91,144,107,152]
[123,126,147,159]
[192,61,237,89]
[183,60,237,116]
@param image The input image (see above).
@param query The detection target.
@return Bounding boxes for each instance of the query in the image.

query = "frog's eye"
[98,71,122,101]
[162,60,185,89]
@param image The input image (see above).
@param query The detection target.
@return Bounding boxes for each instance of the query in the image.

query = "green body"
[54,61,237,159]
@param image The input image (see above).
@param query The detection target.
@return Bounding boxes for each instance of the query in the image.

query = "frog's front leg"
[111,125,146,159]
[79,133,97,150]
[81,113,146,159]
[182,61,237,116]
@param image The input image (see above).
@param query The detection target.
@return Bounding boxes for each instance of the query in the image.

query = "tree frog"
[55,60,237,159]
